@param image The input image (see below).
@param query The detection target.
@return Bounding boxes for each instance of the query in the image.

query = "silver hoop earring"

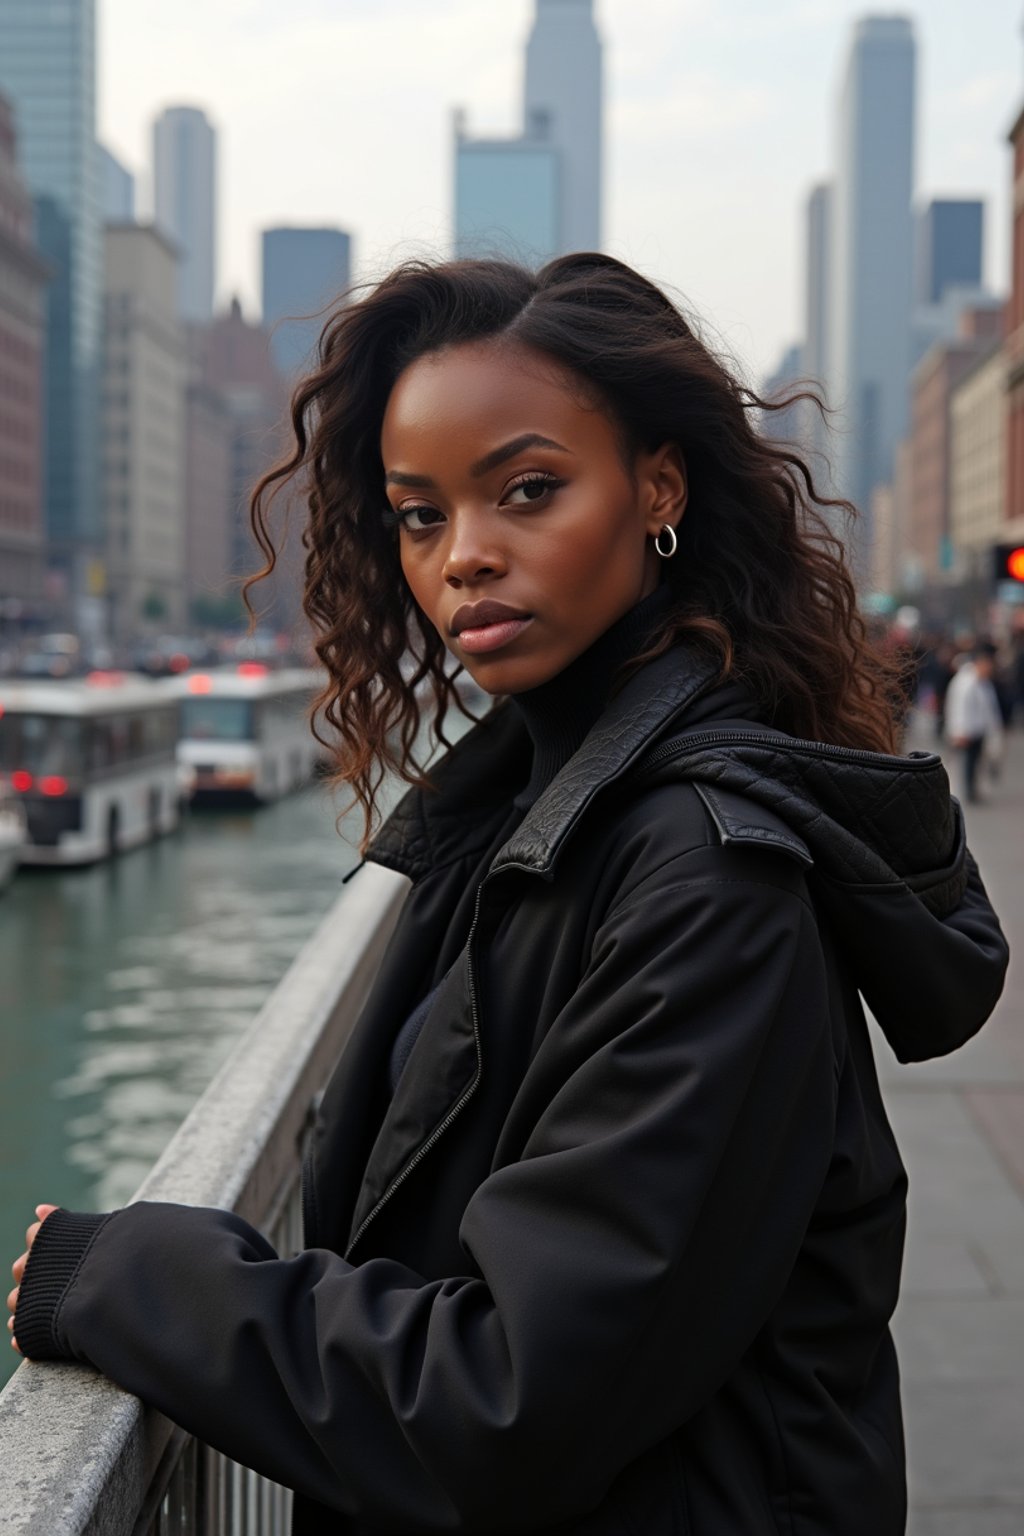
[654,524,678,559]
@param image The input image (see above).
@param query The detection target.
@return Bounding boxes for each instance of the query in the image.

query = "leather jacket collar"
[367,645,722,885]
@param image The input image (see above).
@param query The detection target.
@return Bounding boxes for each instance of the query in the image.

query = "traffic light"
[993,543,1024,583]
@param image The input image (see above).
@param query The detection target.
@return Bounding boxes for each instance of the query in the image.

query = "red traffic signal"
[994,544,1024,583]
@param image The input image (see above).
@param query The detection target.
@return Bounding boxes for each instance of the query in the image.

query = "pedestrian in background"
[922,635,956,742]
[1013,630,1024,727]
[946,640,1005,804]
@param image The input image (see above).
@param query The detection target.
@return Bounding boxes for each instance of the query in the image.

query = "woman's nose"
[442,518,507,587]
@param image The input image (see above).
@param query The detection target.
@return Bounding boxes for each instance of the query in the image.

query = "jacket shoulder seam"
[606,870,818,927]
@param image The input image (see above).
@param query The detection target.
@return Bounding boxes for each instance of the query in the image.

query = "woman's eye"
[397,504,446,532]
[504,474,564,506]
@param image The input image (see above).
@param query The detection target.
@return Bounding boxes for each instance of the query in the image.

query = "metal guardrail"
[0,860,410,1536]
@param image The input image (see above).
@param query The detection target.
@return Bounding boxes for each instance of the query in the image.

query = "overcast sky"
[99,0,1024,384]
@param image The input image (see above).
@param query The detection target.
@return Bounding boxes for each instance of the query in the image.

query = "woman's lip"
[456,616,534,655]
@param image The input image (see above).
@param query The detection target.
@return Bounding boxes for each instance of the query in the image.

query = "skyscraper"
[189,301,296,628]
[261,226,352,377]
[0,93,47,614]
[102,224,187,640]
[915,200,983,307]
[153,106,216,322]
[829,16,916,577]
[804,184,832,395]
[99,144,135,223]
[802,182,833,477]
[0,0,102,621]
[524,0,602,252]
[454,110,560,264]
[761,343,805,447]
[910,198,989,375]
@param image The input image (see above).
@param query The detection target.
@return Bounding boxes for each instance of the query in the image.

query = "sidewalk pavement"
[876,715,1024,1536]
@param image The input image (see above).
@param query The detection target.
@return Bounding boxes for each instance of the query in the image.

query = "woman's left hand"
[7,1206,59,1353]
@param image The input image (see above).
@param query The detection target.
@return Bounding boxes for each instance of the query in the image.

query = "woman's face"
[380,339,686,695]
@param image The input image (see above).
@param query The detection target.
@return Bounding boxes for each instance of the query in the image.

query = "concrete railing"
[0,860,409,1536]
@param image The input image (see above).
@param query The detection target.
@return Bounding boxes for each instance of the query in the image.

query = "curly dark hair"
[245,252,908,846]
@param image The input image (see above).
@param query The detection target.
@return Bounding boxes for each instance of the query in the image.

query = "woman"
[9,254,1009,1535]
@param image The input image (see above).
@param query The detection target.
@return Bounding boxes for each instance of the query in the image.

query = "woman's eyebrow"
[385,469,436,487]
[469,434,571,477]
[384,434,572,489]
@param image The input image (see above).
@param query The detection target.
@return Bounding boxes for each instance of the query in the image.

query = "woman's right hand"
[7,1205,59,1353]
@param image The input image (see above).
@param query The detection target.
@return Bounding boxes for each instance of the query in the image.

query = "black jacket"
[16,644,1009,1536]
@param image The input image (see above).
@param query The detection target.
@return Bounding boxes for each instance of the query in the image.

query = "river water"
[0,782,366,1386]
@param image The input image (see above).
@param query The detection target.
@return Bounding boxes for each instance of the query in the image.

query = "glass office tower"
[829,16,916,577]
[916,200,984,307]
[454,126,560,265]
[153,105,216,323]
[261,227,352,377]
[0,0,102,605]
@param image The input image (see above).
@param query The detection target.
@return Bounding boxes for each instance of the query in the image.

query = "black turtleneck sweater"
[510,581,677,810]
[388,583,677,1091]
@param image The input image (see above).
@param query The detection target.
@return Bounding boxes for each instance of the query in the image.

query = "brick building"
[1007,101,1024,523]
[906,305,1003,585]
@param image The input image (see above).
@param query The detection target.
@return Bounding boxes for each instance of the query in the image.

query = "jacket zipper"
[637,728,937,776]
[301,1143,316,1249]
[344,879,493,1260]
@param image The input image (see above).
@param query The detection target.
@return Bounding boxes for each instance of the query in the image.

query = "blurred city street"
[883,718,1024,1536]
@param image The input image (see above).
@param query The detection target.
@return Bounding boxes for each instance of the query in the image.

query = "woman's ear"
[641,442,687,537]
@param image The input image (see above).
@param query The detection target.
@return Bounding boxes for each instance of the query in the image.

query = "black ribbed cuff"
[14,1209,114,1361]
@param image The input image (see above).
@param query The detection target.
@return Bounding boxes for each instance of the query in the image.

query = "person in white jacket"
[945,642,1004,804]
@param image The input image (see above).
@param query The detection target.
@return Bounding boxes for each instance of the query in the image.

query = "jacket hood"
[638,695,1008,1066]
[371,646,1008,1067]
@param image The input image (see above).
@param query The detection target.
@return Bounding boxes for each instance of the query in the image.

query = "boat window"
[143,708,177,754]
[0,713,83,779]
[181,698,255,742]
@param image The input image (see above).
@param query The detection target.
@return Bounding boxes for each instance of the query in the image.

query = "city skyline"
[98,0,1022,385]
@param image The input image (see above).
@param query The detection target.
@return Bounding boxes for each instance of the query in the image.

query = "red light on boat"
[168,653,190,673]
[188,674,213,694]
[11,770,33,792]
[237,662,268,678]
[86,670,126,686]
[39,776,68,797]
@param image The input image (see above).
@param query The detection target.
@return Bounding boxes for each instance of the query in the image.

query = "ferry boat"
[174,664,329,803]
[0,673,181,865]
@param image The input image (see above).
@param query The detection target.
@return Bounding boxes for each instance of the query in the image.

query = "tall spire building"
[829,16,916,579]
[524,0,603,252]
[153,106,217,322]
[829,18,914,574]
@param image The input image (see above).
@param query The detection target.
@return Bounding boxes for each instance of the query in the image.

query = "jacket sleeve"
[16,847,836,1533]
